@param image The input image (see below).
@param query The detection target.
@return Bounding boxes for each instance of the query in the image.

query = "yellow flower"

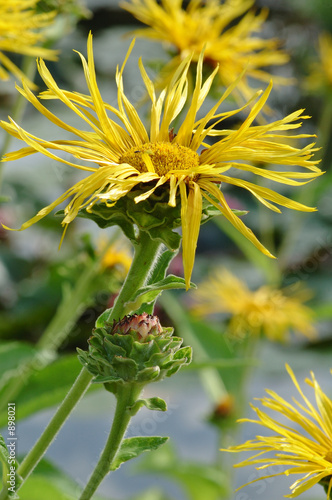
[121,0,290,103]
[99,239,132,275]
[0,0,58,89]
[192,269,316,341]
[0,33,321,288]
[306,32,332,93]
[225,364,332,498]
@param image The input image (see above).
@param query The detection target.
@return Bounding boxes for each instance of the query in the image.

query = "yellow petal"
[180,181,202,289]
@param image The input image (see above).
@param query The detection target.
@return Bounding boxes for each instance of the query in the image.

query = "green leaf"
[148,249,177,284]
[126,250,181,314]
[0,355,100,426]
[110,436,169,471]
[136,275,196,295]
[138,397,167,412]
[95,308,112,328]
[126,275,196,314]
[128,397,167,416]
[134,301,155,316]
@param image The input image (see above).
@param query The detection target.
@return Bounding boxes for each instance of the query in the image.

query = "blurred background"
[0,0,332,499]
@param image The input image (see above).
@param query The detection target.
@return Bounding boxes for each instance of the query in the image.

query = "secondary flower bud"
[111,313,162,340]
[77,313,192,390]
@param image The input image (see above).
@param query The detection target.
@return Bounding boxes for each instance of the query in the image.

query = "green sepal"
[77,324,192,387]
[110,356,138,381]
[58,184,246,253]
[56,207,137,242]
[136,366,161,382]
[76,187,182,251]
[126,275,196,313]
[165,346,193,377]
[95,309,111,329]
[109,436,169,471]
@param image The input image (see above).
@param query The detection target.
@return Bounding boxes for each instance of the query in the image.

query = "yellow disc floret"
[119,142,200,176]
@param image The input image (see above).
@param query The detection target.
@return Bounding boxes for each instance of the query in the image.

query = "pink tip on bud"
[111,313,163,341]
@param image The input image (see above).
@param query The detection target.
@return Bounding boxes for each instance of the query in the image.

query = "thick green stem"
[107,231,162,322]
[79,384,142,500]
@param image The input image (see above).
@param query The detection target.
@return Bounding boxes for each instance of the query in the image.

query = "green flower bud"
[77,313,192,391]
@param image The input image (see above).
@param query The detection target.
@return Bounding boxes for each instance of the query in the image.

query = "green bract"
[75,186,241,252]
[77,186,182,251]
[77,314,192,392]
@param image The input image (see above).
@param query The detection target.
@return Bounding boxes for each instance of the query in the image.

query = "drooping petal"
[179,181,202,289]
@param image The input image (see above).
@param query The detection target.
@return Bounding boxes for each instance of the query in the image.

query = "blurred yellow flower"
[192,269,316,341]
[99,239,132,275]
[225,364,332,498]
[0,0,58,89]
[121,0,290,103]
[306,32,332,93]
[0,33,321,288]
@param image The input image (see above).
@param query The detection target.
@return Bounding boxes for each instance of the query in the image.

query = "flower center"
[119,142,200,176]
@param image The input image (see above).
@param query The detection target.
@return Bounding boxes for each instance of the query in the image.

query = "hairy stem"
[107,231,162,322]
[79,384,142,500]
